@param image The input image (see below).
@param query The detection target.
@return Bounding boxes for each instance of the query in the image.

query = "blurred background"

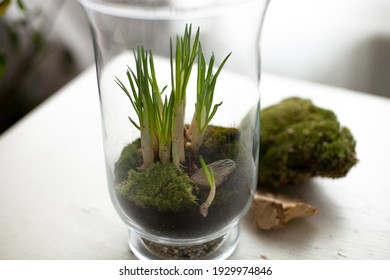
[1,0,390,134]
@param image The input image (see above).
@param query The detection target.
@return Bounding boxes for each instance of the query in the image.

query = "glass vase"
[79,0,270,260]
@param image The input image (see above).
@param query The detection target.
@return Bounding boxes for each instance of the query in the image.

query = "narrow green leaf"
[191,27,200,61]
[33,31,44,51]
[206,54,215,81]
[205,102,223,127]
[0,50,7,78]
[129,117,140,130]
[17,0,26,12]
[160,85,167,95]
[170,38,175,93]
[199,156,215,187]
[7,26,20,52]
[0,0,11,16]
[115,76,131,99]
[213,52,232,81]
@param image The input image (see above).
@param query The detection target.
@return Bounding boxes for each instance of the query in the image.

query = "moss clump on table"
[258,97,358,188]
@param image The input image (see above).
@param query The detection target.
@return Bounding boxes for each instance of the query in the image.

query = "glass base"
[128,225,240,260]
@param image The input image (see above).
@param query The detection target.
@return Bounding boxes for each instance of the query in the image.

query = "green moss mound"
[259,97,358,188]
[197,125,241,162]
[117,162,197,212]
[114,138,142,184]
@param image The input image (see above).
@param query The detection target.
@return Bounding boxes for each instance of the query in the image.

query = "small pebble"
[143,237,223,260]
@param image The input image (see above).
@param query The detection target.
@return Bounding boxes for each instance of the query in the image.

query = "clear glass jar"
[79,0,270,259]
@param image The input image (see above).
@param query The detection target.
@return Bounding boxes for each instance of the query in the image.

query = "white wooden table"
[1,67,389,260]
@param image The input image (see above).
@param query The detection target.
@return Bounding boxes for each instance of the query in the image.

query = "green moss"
[114,138,142,184]
[113,125,243,212]
[115,126,241,184]
[198,125,241,162]
[259,97,358,188]
[117,162,197,212]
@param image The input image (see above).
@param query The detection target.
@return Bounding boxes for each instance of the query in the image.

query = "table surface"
[1,67,390,260]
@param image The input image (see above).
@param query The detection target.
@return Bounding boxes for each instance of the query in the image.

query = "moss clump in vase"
[113,25,255,242]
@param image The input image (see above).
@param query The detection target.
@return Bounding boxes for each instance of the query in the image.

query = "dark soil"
[115,165,252,239]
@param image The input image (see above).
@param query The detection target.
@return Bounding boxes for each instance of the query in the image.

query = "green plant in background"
[0,0,42,79]
[0,0,15,16]
[0,0,75,134]
[0,0,12,16]
[0,0,13,77]
[1,0,27,79]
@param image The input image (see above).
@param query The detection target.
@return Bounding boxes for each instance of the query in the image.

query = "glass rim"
[78,0,266,20]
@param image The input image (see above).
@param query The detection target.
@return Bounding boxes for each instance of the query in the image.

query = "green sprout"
[188,44,231,155]
[198,156,216,217]
[149,53,173,164]
[170,24,200,168]
[115,46,168,169]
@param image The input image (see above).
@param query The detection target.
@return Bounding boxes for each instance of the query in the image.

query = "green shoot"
[170,24,200,168]
[199,156,216,217]
[115,46,165,169]
[149,53,172,164]
[189,44,231,155]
